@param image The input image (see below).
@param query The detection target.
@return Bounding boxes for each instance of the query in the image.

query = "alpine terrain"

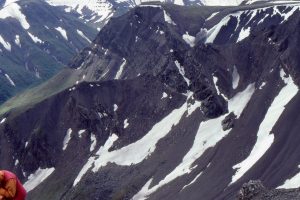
[0,0,232,104]
[0,0,98,104]
[2,0,300,200]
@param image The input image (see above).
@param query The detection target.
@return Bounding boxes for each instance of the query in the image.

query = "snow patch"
[73,134,118,186]
[124,119,129,129]
[5,74,15,86]
[259,82,266,90]
[114,104,118,112]
[14,35,21,47]
[174,0,184,5]
[232,66,240,89]
[74,102,191,186]
[182,32,196,47]
[181,172,203,191]
[206,12,219,21]
[230,71,298,184]
[78,129,86,138]
[163,10,176,25]
[77,30,91,43]
[14,159,19,166]
[28,32,43,44]
[62,128,72,151]
[201,0,244,6]
[237,27,251,42]
[90,133,97,152]
[55,27,68,40]
[278,169,300,189]
[0,35,11,51]
[0,3,30,30]
[162,92,168,99]
[115,58,126,79]
[132,84,255,199]
[0,118,6,124]
[206,16,231,44]
[175,60,190,86]
[24,168,55,192]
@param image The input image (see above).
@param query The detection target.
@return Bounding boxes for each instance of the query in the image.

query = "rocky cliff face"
[1,2,300,200]
[238,180,300,200]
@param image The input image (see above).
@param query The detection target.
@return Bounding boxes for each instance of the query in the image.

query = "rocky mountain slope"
[2,1,300,200]
[0,0,292,104]
[0,0,236,105]
[0,0,97,104]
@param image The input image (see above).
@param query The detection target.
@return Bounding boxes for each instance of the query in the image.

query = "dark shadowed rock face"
[238,180,300,200]
[222,112,237,131]
[238,180,268,200]
[2,2,300,200]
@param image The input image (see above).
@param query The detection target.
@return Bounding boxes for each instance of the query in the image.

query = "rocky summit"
[1,1,300,200]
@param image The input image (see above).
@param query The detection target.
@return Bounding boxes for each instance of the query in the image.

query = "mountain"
[2,1,300,200]
[44,0,206,30]
[0,0,214,105]
[0,0,98,104]
[0,0,291,104]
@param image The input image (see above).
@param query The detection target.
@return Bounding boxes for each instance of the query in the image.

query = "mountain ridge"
[1,1,300,200]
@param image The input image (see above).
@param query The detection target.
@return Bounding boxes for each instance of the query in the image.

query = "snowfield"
[24,168,55,192]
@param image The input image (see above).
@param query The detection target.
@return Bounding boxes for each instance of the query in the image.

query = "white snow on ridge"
[230,70,299,184]
[175,61,190,86]
[55,27,68,40]
[62,128,72,151]
[28,32,43,44]
[205,4,299,44]
[174,0,184,6]
[114,104,118,112]
[232,66,240,89]
[133,84,255,199]
[259,82,266,90]
[181,172,203,191]
[124,119,129,129]
[15,159,19,166]
[205,16,231,44]
[0,2,30,30]
[24,168,55,192]
[5,74,15,86]
[213,76,221,95]
[4,0,19,6]
[115,58,127,79]
[90,133,97,152]
[206,12,219,21]
[0,118,6,124]
[132,178,153,200]
[162,92,168,99]
[201,0,244,6]
[0,35,11,51]
[278,169,300,189]
[73,134,118,186]
[77,30,91,43]
[163,10,176,25]
[74,102,190,186]
[14,35,21,47]
[280,6,299,22]
[182,32,196,48]
[78,129,86,138]
[46,0,115,25]
[237,27,251,42]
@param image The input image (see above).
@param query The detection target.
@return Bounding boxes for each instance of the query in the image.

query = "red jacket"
[0,170,26,200]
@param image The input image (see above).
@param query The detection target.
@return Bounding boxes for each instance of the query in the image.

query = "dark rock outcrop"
[238,180,300,200]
